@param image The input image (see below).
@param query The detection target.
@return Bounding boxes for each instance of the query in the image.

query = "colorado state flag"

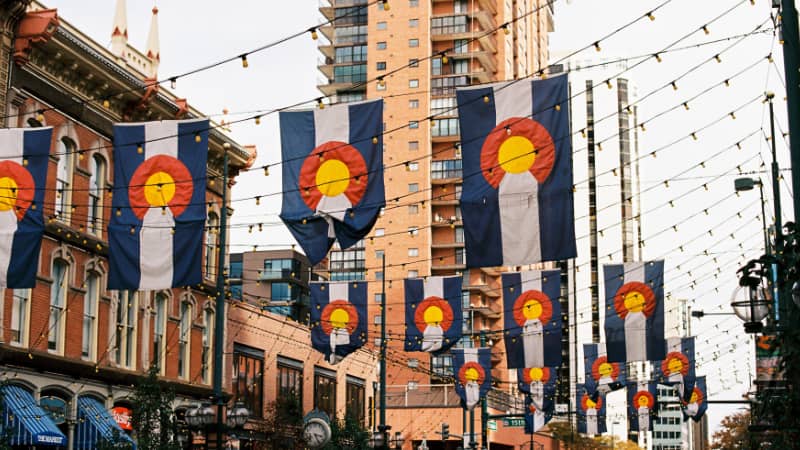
[655,336,696,402]
[0,128,52,288]
[452,348,492,411]
[108,119,208,290]
[279,100,384,265]
[404,275,463,354]
[584,343,626,399]
[524,391,553,434]
[517,367,556,413]
[682,376,707,422]
[576,383,606,436]
[503,270,562,368]
[310,281,367,364]
[456,75,575,268]
[628,381,659,434]
[603,261,666,363]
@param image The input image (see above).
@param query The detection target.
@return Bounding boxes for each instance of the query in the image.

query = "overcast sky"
[42,0,790,439]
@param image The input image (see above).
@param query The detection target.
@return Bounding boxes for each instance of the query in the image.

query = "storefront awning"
[74,396,136,449]
[1,385,67,447]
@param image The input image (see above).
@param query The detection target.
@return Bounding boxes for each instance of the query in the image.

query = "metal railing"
[385,384,460,408]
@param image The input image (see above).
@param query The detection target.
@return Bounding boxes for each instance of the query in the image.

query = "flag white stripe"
[463,347,479,363]
[423,276,444,299]
[493,81,533,124]
[0,129,25,286]
[314,104,350,145]
[625,262,646,283]
[519,270,543,292]
[144,121,178,158]
[0,129,24,163]
[328,282,350,302]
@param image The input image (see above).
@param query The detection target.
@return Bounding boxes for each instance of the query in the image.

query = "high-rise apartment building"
[319,0,555,448]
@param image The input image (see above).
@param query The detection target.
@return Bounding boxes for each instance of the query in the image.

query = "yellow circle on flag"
[423,305,443,326]
[330,307,350,329]
[689,391,698,403]
[529,367,544,381]
[465,367,479,382]
[498,136,536,174]
[637,395,650,407]
[598,362,613,377]
[522,299,543,320]
[585,398,597,409]
[316,159,350,197]
[624,291,645,313]
[144,171,176,207]
[667,358,683,374]
[0,177,18,211]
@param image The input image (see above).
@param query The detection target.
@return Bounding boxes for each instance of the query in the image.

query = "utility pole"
[767,93,785,321]
[480,331,488,450]
[379,254,387,448]
[213,149,229,449]
[778,0,800,228]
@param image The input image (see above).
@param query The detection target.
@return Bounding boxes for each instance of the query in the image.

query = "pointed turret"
[110,0,127,57]
[145,6,159,77]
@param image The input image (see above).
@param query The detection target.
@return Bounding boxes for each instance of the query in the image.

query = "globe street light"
[732,260,771,333]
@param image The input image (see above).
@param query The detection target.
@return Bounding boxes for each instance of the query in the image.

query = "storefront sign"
[112,406,133,430]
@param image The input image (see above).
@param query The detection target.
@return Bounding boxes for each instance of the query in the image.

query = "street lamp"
[735,177,770,254]
[732,260,771,333]
[368,428,404,449]
[691,310,735,318]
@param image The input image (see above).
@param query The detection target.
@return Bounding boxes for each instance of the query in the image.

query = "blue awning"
[1,385,67,447]
[74,396,136,449]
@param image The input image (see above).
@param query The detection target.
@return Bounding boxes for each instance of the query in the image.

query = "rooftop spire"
[145,6,159,77]
[110,0,127,57]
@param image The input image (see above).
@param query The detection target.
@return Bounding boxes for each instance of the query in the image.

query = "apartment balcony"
[463,281,500,298]
[432,263,467,272]
[317,23,335,42]
[450,50,497,74]
[431,241,465,250]
[318,80,356,97]
[385,384,461,408]
[467,301,501,319]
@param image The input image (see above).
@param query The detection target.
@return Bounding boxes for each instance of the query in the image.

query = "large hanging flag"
[584,343,627,398]
[655,337,696,402]
[628,381,658,434]
[517,367,556,412]
[682,376,708,422]
[108,119,208,290]
[279,100,384,265]
[0,128,51,288]
[310,281,367,364]
[524,392,553,434]
[452,348,492,411]
[576,383,606,436]
[503,269,562,368]
[456,75,575,268]
[404,275,463,354]
[603,261,666,363]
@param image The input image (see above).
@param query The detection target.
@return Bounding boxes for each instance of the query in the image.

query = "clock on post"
[303,409,332,448]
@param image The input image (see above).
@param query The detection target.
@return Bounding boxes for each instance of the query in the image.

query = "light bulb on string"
[241,54,249,68]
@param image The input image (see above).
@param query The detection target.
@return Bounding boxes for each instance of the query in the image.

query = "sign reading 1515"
[502,418,525,427]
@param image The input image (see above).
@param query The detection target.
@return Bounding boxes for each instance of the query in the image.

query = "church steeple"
[110,0,127,57]
[145,6,159,77]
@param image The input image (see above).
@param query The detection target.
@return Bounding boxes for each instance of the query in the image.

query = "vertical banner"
[576,383,606,436]
[603,261,666,363]
[517,367,557,411]
[524,392,553,434]
[452,348,492,411]
[583,343,626,398]
[503,269,562,368]
[682,376,708,422]
[0,127,52,288]
[404,275,463,354]
[310,281,367,364]
[279,99,385,264]
[628,381,658,434]
[655,337,696,402]
[109,119,208,290]
[456,75,575,268]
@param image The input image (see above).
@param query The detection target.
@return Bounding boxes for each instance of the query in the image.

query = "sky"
[41,0,792,440]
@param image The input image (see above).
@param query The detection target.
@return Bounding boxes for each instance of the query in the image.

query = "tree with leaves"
[321,415,370,450]
[711,410,761,450]
[256,393,305,449]
[130,365,182,450]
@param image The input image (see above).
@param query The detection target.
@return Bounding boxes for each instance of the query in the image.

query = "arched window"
[88,154,106,236]
[39,388,71,438]
[82,272,100,361]
[49,259,68,353]
[153,292,168,374]
[178,301,192,379]
[205,213,219,280]
[55,138,75,222]
[202,307,214,385]
[115,291,138,369]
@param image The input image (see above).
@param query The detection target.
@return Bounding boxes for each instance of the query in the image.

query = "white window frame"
[55,139,75,223]
[205,213,219,280]
[82,272,100,361]
[87,154,106,237]
[153,292,168,374]
[202,307,214,385]
[115,291,138,369]
[178,301,192,380]
[48,260,69,354]
[9,289,31,346]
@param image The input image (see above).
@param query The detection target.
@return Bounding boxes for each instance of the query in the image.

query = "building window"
[328,240,366,282]
[334,25,367,44]
[377,41,387,50]
[153,292,168,373]
[431,97,458,116]
[408,227,419,236]
[206,213,218,279]
[334,6,367,26]
[408,162,419,171]
[432,159,463,179]
[314,368,337,418]
[432,118,460,137]
[375,250,384,259]
[454,39,468,54]
[455,226,465,243]
[454,0,468,13]
[408,205,419,215]
[375,271,384,281]
[263,258,301,279]
[408,270,418,278]
[178,301,192,379]
[49,260,68,353]
[409,99,419,109]
[234,344,264,418]
[277,357,303,420]
[334,45,368,63]
[431,15,468,35]
[409,39,419,48]
[375,228,385,237]
[456,248,466,265]
[409,79,419,88]
[55,138,74,222]
[409,121,419,129]
[431,76,469,96]
[82,273,100,360]
[115,291,137,369]
[409,0,419,6]
[333,64,367,83]
[432,353,453,379]
[408,183,419,193]
[409,18,419,28]
[408,141,419,151]
[202,308,214,385]
[377,61,386,71]
[377,21,387,30]
[408,248,419,257]
[346,376,366,426]
[409,58,419,67]
[88,154,105,236]
[9,289,30,345]
[374,293,384,303]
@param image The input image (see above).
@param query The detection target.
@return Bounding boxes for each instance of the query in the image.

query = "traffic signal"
[441,422,450,440]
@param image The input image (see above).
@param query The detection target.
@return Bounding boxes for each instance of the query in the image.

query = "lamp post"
[732,260,771,334]
[734,177,770,255]
[186,402,249,450]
